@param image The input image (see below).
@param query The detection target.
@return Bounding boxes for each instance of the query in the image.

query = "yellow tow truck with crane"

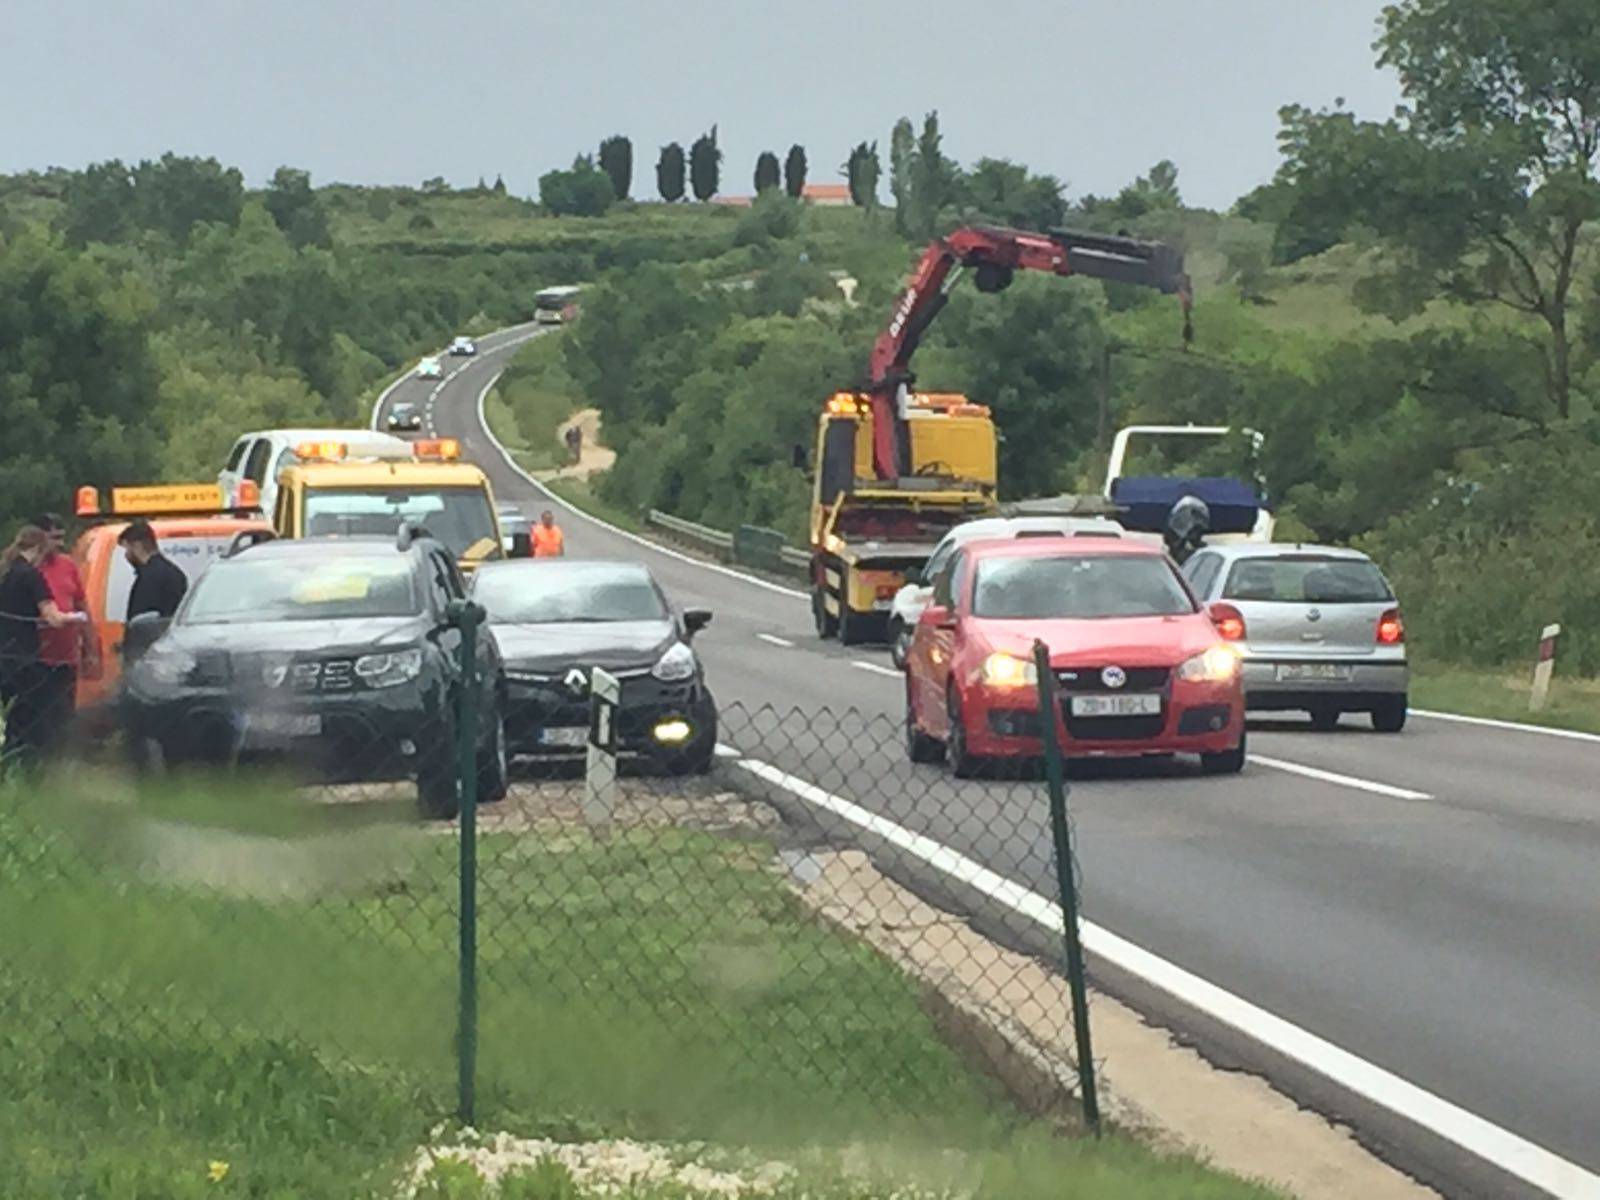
[807,224,1192,643]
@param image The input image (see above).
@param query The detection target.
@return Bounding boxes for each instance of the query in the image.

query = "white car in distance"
[416,356,443,380]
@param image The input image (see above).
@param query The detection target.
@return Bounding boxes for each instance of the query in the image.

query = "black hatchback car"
[469,559,716,773]
[120,531,506,818]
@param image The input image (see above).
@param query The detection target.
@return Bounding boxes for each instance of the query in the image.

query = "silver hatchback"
[1181,543,1408,731]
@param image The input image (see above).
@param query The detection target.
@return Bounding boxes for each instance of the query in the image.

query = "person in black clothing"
[1,525,82,771]
[118,520,189,621]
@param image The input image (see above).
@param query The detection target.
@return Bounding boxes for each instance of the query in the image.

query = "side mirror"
[509,532,532,558]
[123,612,171,661]
[683,608,713,638]
[920,604,955,631]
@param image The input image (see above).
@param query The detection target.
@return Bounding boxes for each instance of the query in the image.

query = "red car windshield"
[972,554,1195,620]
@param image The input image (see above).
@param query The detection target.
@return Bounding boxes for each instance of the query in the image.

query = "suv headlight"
[1176,645,1241,683]
[141,647,195,686]
[355,648,424,688]
[980,652,1037,689]
[651,642,697,682]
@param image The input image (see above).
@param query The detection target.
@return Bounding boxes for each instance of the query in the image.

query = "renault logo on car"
[1101,666,1127,689]
[564,667,589,694]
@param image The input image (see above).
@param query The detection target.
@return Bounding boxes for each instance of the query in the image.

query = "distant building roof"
[711,194,753,207]
[802,184,852,204]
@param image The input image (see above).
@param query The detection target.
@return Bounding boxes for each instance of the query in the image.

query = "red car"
[904,537,1246,776]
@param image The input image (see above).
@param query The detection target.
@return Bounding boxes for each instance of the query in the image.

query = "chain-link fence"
[1,625,1098,1188]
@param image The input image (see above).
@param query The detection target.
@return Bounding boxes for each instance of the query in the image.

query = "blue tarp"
[1110,476,1265,535]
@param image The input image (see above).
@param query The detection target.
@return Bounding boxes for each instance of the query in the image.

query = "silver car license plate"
[537,727,587,747]
[1276,663,1354,682]
[1069,694,1161,718]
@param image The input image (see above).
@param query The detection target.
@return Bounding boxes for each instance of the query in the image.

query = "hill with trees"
[2,0,1597,675]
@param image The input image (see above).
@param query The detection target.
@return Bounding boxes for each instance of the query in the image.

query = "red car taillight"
[1377,608,1404,645]
[1209,602,1246,641]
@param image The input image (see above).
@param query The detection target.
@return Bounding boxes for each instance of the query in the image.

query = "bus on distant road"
[534,285,582,325]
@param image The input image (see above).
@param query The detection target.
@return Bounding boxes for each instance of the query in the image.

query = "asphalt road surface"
[380,329,1600,1198]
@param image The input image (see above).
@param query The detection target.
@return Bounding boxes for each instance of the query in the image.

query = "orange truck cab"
[71,481,274,713]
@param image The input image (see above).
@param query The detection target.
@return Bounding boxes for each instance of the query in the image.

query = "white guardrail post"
[1529,623,1560,712]
[584,667,621,826]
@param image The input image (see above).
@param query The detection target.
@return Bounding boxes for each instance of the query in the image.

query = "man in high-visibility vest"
[531,510,564,557]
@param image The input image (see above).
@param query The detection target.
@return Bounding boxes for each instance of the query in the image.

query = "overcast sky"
[4,1,1402,211]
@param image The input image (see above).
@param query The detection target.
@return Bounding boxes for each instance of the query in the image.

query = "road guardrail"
[647,510,808,578]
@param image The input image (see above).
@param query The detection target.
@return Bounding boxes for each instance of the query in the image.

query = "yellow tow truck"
[810,392,998,643]
[272,438,508,574]
[806,223,1191,644]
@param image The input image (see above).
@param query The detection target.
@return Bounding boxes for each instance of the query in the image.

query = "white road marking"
[473,364,809,601]
[1412,708,1600,746]
[729,752,1598,1199]
[756,633,794,648]
[1248,754,1432,801]
[851,660,902,679]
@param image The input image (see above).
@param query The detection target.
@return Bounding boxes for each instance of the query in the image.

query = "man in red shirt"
[32,513,98,754]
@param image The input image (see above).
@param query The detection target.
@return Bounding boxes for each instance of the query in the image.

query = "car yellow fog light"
[653,718,692,744]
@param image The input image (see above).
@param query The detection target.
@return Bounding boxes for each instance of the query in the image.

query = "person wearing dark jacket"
[118,521,189,622]
[1,526,83,771]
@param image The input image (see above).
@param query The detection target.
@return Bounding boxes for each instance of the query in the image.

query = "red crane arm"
[861,225,1191,480]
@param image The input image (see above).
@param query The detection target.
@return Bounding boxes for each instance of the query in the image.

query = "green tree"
[1269,0,1600,418]
[733,190,804,247]
[60,160,136,246]
[539,155,615,217]
[656,143,686,202]
[421,176,450,195]
[889,118,916,234]
[0,231,162,528]
[264,166,331,249]
[561,263,727,444]
[690,127,722,201]
[916,274,1106,496]
[1218,220,1274,303]
[754,151,781,194]
[844,141,881,211]
[955,158,1065,230]
[598,135,633,201]
[131,153,245,242]
[492,174,507,196]
[784,144,807,198]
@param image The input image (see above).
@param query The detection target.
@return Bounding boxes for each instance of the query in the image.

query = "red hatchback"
[904,537,1246,776]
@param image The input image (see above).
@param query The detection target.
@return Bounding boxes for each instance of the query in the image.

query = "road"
[380,330,1600,1199]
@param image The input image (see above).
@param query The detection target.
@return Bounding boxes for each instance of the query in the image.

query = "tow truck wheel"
[838,602,867,646]
[811,587,838,639]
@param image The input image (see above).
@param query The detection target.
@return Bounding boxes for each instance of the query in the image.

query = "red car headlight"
[1176,645,1241,684]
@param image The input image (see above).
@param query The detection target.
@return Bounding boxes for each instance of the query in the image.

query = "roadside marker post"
[585,667,621,825]
[1529,623,1560,712]
[1031,639,1101,1134]
[447,598,485,1126]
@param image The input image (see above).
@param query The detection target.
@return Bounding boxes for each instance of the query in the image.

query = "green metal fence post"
[447,598,484,1126]
[1031,638,1101,1134]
